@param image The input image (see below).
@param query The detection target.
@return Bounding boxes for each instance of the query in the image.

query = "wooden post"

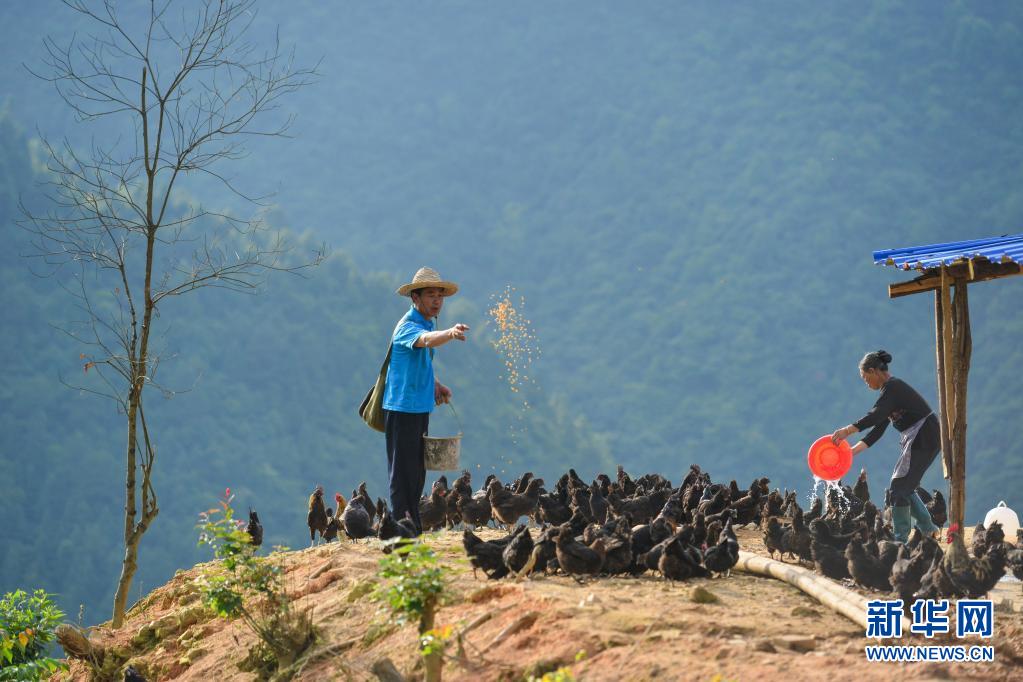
[940,265,958,528]
[949,279,971,530]
[934,290,952,479]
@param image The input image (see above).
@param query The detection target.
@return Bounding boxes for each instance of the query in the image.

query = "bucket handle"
[446,401,464,434]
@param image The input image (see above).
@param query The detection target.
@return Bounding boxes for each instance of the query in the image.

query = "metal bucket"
[423,433,461,471]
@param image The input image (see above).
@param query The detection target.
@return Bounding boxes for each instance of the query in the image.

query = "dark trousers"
[887,415,941,508]
[384,409,429,533]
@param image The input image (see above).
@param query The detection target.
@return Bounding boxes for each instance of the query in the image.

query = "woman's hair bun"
[877,350,892,365]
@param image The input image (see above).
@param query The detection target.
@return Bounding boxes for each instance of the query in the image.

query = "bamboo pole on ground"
[733,551,912,633]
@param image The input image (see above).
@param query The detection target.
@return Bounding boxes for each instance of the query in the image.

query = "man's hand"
[435,381,453,405]
[447,323,469,341]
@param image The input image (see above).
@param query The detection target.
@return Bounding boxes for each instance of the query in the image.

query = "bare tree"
[21,0,322,628]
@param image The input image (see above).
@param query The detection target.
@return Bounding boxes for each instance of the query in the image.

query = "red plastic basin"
[807,435,853,481]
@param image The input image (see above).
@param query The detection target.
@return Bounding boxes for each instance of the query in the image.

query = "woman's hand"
[831,424,857,443]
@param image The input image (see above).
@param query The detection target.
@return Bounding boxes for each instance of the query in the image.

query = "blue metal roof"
[873,233,1023,271]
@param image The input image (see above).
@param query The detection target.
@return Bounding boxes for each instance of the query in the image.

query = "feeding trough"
[807,435,853,481]
[424,402,463,471]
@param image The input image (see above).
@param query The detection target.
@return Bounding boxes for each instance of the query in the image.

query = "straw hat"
[396,267,459,297]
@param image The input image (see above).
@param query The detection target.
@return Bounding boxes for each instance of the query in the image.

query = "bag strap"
[378,344,392,377]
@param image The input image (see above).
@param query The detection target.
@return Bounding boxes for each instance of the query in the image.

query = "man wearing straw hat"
[383,267,469,535]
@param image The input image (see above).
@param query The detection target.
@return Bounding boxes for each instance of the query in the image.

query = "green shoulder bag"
[358,344,392,432]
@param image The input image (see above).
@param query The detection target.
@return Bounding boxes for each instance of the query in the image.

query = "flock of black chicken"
[762,469,1023,602]
[293,465,1023,600]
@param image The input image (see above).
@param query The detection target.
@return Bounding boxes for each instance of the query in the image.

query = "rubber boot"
[891,504,913,543]
[908,492,940,534]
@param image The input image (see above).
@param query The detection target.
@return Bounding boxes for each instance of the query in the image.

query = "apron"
[891,412,934,480]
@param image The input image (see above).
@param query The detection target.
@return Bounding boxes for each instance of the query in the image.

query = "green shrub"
[375,541,447,630]
[196,489,316,679]
[375,540,450,682]
[0,589,68,681]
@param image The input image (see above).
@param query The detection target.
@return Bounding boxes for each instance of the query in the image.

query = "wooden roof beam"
[889,260,1022,298]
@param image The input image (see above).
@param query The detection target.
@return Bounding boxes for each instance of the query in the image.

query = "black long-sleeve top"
[852,377,933,448]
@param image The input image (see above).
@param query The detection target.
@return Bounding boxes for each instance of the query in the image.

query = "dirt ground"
[60,526,1023,682]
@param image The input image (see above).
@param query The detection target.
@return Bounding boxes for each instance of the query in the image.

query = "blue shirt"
[383,306,435,413]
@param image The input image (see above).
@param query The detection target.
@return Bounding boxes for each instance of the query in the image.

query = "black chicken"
[944,525,1008,598]
[356,482,376,526]
[890,533,940,604]
[703,518,740,577]
[307,486,329,545]
[589,483,609,524]
[915,487,947,528]
[659,532,708,581]
[781,507,812,563]
[608,488,671,525]
[457,490,493,528]
[616,464,637,497]
[852,469,870,505]
[322,509,340,542]
[845,534,892,591]
[555,526,606,578]
[123,666,148,682]
[378,506,416,542]
[810,519,851,580]
[762,517,786,561]
[729,486,762,526]
[463,528,511,579]
[600,520,635,575]
[341,493,372,541]
[804,496,823,523]
[1005,545,1023,583]
[630,515,674,562]
[914,551,957,601]
[501,524,535,575]
[246,508,263,548]
[537,491,572,526]
[972,521,1004,559]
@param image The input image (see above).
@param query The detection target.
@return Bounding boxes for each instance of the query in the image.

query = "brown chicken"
[419,482,448,532]
[490,478,544,527]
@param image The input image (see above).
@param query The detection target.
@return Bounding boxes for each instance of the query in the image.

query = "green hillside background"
[1,0,1021,625]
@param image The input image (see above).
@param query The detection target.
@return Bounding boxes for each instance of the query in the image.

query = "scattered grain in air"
[487,286,540,394]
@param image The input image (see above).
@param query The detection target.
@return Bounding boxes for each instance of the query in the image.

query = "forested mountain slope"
[1,0,1021,623]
